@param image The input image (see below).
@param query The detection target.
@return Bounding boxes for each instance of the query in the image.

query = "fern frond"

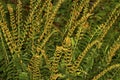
[41,30,58,49]
[35,0,52,33]
[7,4,17,39]
[75,15,91,41]
[0,2,17,54]
[61,36,73,73]
[74,0,101,40]
[23,0,43,54]
[29,0,42,12]
[7,4,22,54]
[38,0,64,43]
[16,0,24,46]
[0,2,7,22]
[0,29,10,79]
[5,60,19,80]
[63,0,78,33]
[36,31,57,67]
[0,0,120,80]
[36,30,58,67]
[0,28,9,64]
[73,40,100,73]
[99,4,120,41]
[106,35,120,65]
[50,73,62,80]
[89,0,101,13]
[50,46,63,79]
[92,64,120,80]
[66,0,91,37]
[7,3,24,74]
[0,22,16,54]
[28,54,41,80]
[43,0,52,20]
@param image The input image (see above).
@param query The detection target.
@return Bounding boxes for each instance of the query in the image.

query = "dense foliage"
[0,0,120,80]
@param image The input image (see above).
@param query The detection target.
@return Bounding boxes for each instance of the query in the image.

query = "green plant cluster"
[0,0,120,80]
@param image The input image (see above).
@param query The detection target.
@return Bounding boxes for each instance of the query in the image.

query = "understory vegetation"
[0,0,120,80]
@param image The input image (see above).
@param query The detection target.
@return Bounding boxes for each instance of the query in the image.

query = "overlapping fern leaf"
[0,0,120,80]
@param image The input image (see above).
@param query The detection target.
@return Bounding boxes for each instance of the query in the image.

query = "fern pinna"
[0,0,120,80]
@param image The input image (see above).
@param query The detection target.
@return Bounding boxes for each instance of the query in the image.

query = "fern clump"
[0,0,120,80]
